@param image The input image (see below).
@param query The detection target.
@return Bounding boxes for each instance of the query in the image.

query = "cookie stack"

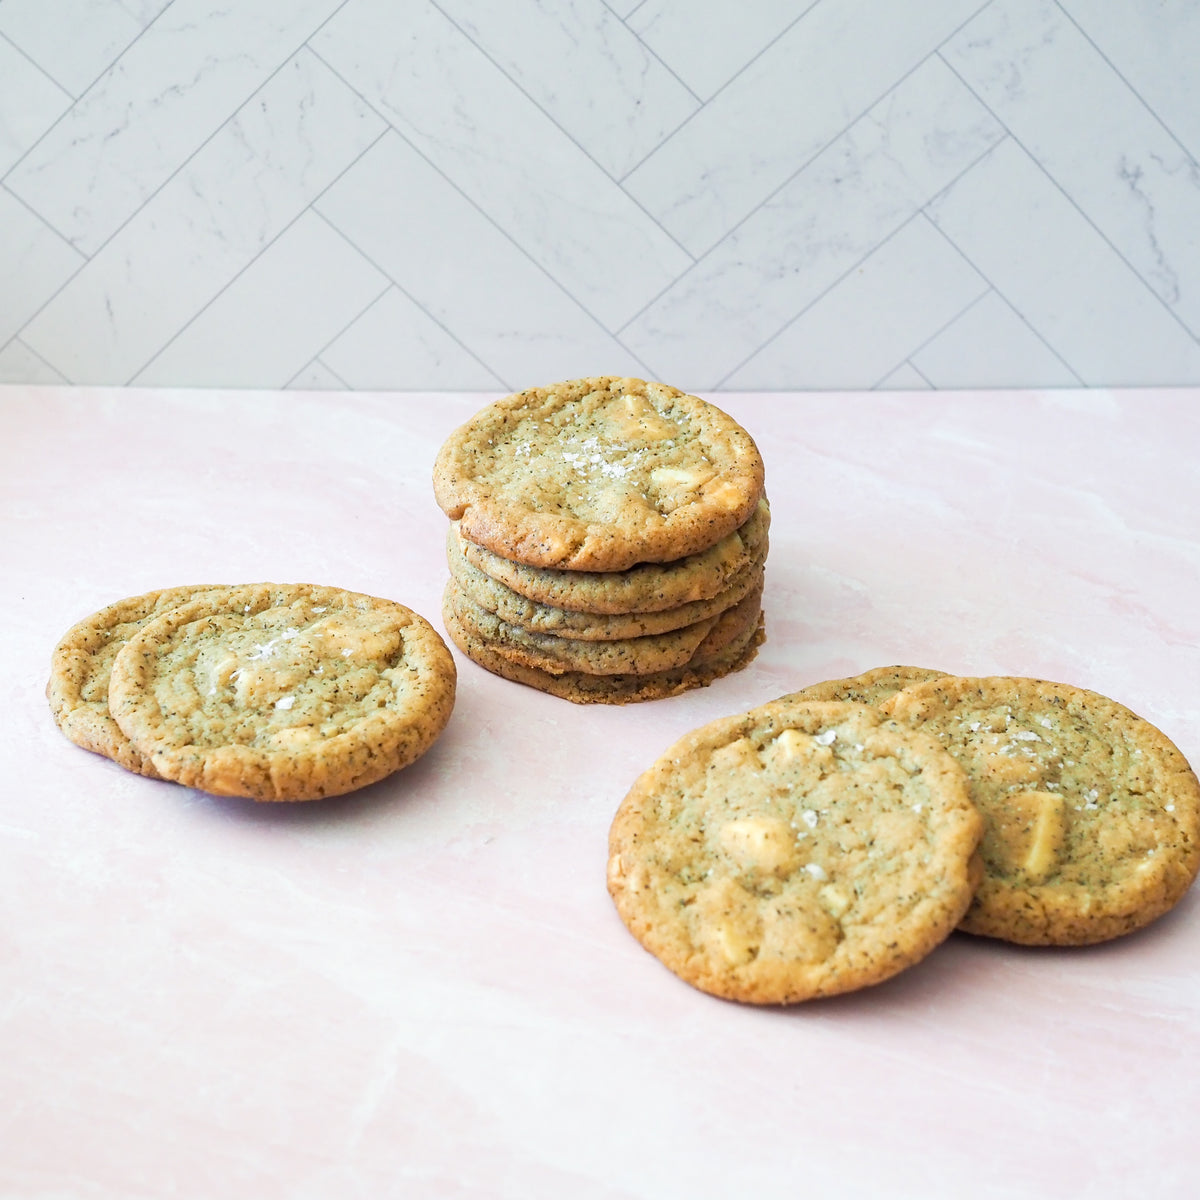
[432,377,770,703]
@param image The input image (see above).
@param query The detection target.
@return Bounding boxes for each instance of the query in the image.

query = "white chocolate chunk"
[995,790,1068,882]
[1022,791,1067,881]
[695,878,760,965]
[707,736,759,775]
[718,816,798,876]
[264,725,320,750]
[819,882,852,918]
[311,616,401,662]
[650,465,709,493]
[771,728,807,759]
[706,479,747,510]
[231,660,308,705]
[608,393,677,440]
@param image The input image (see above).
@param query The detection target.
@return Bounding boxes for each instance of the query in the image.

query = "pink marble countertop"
[3,387,1198,1199]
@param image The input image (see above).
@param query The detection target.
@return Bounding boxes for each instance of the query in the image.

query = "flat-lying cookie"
[448,530,764,641]
[787,665,949,706]
[108,584,456,802]
[47,585,225,777]
[881,676,1200,945]
[433,377,765,572]
[451,497,770,615]
[608,699,983,1003]
[444,585,764,704]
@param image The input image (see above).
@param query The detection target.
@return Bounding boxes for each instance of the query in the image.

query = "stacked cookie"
[433,377,770,703]
[47,583,457,801]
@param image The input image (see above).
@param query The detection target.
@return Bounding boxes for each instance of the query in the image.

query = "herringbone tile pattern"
[2,0,1199,391]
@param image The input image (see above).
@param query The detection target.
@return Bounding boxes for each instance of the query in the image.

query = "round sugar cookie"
[433,377,765,572]
[786,665,950,706]
[881,676,1200,945]
[452,497,770,615]
[607,700,983,1003]
[47,585,226,777]
[109,584,456,802]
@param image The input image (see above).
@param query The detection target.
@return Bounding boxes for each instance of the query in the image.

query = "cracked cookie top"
[108,583,456,802]
[881,675,1200,945]
[607,699,982,1004]
[47,585,226,778]
[433,377,765,572]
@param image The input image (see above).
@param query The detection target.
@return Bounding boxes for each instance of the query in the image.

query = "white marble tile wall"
[1,0,1198,391]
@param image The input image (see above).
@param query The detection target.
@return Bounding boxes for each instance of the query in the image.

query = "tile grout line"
[285,355,351,392]
[0,0,183,183]
[706,208,941,390]
[284,357,350,391]
[620,26,705,108]
[280,275,390,391]
[614,2,1000,339]
[0,334,70,383]
[0,28,77,104]
[709,135,1035,392]
[2,0,354,227]
[584,0,708,106]
[424,0,699,263]
[308,207,510,391]
[127,123,394,385]
[936,48,1200,353]
[904,359,937,390]
[17,0,193,110]
[305,44,661,380]
[1,178,87,258]
[616,0,823,184]
[5,0,180,110]
[916,216,1087,386]
[1052,0,1200,167]
[1,179,90,383]
[5,44,347,381]
[867,288,991,391]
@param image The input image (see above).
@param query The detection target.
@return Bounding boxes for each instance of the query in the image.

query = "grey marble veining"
[1,0,1198,390]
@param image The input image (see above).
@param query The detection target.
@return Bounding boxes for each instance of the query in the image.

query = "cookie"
[448,529,764,641]
[607,699,983,1003]
[433,377,765,571]
[451,497,770,615]
[787,665,950,706]
[443,578,760,677]
[881,676,1200,945]
[444,598,765,704]
[47,585,225,776]
[108,584,456,802]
